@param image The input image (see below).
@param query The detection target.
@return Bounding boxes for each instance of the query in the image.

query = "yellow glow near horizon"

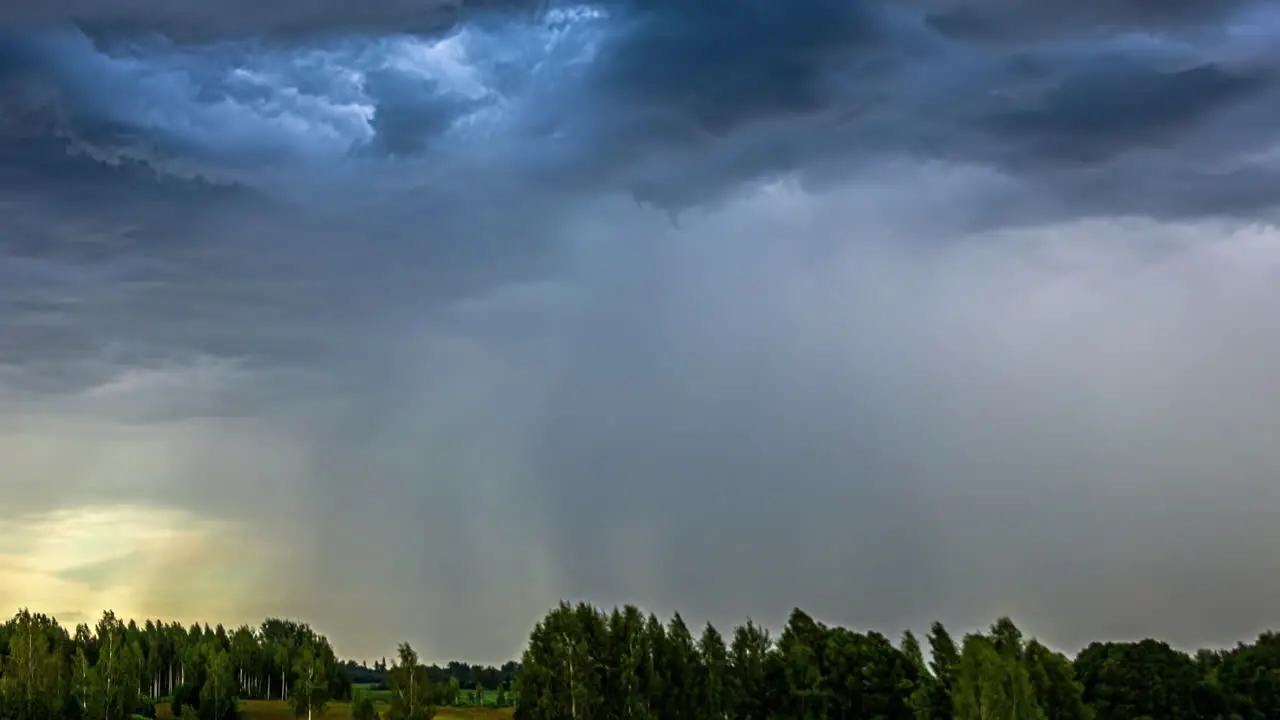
[0,503,278,627]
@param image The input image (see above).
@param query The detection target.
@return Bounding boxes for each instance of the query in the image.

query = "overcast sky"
[3,0,1280,665]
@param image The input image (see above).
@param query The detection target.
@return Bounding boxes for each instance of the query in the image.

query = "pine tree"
[698,623,728,720]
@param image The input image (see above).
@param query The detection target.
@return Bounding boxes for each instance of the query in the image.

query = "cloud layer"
[3,0,1280,664]
[0,0,538,40]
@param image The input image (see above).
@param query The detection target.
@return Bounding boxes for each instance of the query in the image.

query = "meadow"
[350,684,509,709]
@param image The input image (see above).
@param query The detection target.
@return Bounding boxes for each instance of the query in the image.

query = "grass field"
[351,685,507,708]
[157,699,514,720]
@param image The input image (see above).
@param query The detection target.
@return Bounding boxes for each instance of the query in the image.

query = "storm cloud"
[0,0,538,40]
[3,0,1280,665]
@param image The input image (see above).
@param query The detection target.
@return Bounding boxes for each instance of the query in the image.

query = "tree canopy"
[4,605,1280,720]
[513,603,1280,720]
[0,611,348,720]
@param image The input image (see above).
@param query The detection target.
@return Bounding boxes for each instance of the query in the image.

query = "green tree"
[1,609,56,720]
[1074,640,1197,720]
[990,618,1025,662]
[929,623,961,686]
[273,644,291,702]
[95,611,141,720]
[697,623,728,720]
[71,645,99,720]
[664,614,699,719]
[288,647,328,720]
[1023,641,1089,720]
[604,605,650,720]
[386,643,433,720]
[199,649,236,720]
[954,634,1043,720]
[229,628,258,698]
[514,603,607,720]
[726,620,771,720]
[570,605,606,720]
[902,630,935,720]
[515,617,557,720]
[822,627,916,720]
[777,609,827,719]
[925,622,962,720]
[902,630,927,672]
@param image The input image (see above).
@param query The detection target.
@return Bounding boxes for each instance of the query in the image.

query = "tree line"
[350,650,519,712]
[8,603,1280,720]
[0,610,353,720]
[514,602,1280,720]
[0,608,523,720]
[346,658,519,693]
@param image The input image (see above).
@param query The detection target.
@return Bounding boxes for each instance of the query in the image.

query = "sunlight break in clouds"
[0,504,275,627]
[4,0,1280,664]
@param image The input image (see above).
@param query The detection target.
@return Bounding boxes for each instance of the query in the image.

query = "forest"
[0,610,515,720]
[3,604,1280,720]
[513,603,1280,720]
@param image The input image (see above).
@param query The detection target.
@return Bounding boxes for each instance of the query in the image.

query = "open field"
[351,685,507,708]
[157,700,514,720]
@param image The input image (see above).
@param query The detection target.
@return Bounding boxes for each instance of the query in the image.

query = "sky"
[3,0,1280,665]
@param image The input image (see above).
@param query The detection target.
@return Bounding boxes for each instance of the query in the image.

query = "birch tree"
[289,647,328,720]
[1,609,55,720]
[386,643,434,720]
[200,648,236,720]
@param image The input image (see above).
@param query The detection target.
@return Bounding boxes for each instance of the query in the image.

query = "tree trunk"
[567,644,576,720]
[26,621,34,712]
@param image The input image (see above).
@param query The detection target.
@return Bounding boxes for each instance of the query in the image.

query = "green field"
[157,699,514,720]
[350,684,507,709]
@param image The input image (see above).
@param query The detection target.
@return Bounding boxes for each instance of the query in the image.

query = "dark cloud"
[521,0,1280,215]
[0,0,537,41]
[593,0,892,138]
[363,68,482,156]
[989,59,1270,163]
[921,0,1257,41]
[5,0,1279,218]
